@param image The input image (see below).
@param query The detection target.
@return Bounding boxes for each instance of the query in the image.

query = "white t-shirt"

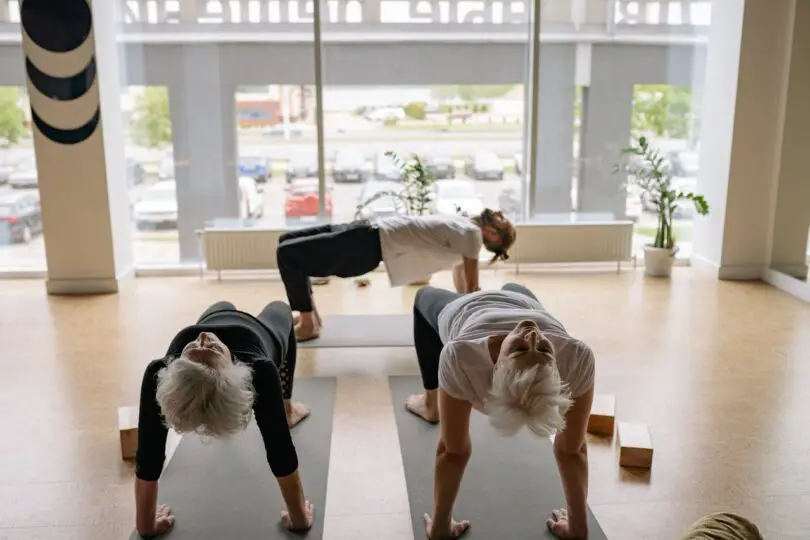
[436,289,595,414]
[375,214,482,287]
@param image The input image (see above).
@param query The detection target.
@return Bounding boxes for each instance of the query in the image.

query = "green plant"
[403,101,427,120]
[131,87,172,148]
[616,135,709,250]
[355,151,435,218]
[0,87,27,145]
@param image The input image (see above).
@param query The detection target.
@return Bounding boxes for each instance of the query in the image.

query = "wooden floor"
[1,267,809,540]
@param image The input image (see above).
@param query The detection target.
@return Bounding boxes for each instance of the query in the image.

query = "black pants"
[198,301,297,400]
[413,282,539,390]
[276,221,383,312]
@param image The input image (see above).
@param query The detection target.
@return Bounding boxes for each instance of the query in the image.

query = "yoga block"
[119,406,139,460]
[587,394,616,436]
[618,422,653,469]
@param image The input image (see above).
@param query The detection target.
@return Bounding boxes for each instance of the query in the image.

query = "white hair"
[155,355,255,438]
[487,351,573,439]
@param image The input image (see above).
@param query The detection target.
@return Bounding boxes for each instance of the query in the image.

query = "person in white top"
[405,282,596,540]
[275,209,516,341]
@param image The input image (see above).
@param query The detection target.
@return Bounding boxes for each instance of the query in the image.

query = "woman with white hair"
[406,283,595,540]
[133,300,313,538]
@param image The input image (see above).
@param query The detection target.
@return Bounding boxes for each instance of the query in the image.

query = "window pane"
[0,86,44,270]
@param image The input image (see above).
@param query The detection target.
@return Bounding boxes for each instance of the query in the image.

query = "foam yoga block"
[118,406,139,460]
[618,422,653,468]
[587,394,616,436]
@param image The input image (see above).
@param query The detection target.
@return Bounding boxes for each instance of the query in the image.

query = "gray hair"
[487,345,573,438]
[155,355,255,438]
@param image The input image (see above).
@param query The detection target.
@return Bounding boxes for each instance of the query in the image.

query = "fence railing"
[1,0,712,37]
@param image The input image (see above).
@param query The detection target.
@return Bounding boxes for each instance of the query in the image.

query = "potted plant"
[355,151,437,285]
[617,135,710,277]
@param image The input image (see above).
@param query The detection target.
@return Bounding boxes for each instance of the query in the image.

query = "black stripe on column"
[26,57,96,101]
[21,0,93,53]
[32,107,100,145]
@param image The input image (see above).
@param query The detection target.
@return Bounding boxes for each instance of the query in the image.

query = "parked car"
[133,180,178,230]
[238,156,272,183]
[0,192,42,244]
[285,177,333,225]
[465,152,504,180]
[0,161,15,185]
[434,179,483,216]
[286,153,318,183]
[497,180,522,219]
[356,180,405,219]
[374,152,402,182]
[425,155,456,179]
[8,158,37,189]
[158,157,174,180]
[513,153,523,176]
[332,149,367,183]
[667,150,699,177]
[238,175,265,219]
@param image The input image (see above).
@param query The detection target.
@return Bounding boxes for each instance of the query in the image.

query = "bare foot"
[286,402,312,428]
[406,393,439,424]
[295,317,321,341]
[294,311,323,327]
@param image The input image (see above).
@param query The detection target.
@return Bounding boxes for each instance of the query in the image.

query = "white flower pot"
[642,245,679,277]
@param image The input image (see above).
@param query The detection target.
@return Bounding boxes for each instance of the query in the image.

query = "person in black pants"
[276,210,518,342]
[134,301,314,538]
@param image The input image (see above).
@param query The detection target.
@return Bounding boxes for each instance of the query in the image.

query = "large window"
[0,86,44,270]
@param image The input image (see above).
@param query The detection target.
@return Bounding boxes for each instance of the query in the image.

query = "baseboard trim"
[690,255,764,280]
[46,277,121,295]
[761,268,810,303]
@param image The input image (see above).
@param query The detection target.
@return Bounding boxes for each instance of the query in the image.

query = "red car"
[284,178,333,224]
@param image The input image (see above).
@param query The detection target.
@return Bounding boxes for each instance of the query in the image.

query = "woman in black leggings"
[276,210,517,341]
[133,301,314,538]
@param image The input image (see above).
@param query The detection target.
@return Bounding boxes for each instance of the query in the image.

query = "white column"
[691,0,797,280]
[769,2,810,280]
[20,0,133,294]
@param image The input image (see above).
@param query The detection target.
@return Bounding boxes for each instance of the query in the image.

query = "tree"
[403,101,427,120]
[0,87,27,145]
[430,85,515,102]
[131,86,171,148]
[632,85,695,140]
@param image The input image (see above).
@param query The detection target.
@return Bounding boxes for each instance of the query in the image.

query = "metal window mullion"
[525,0,543,221]
[313,0,327,219]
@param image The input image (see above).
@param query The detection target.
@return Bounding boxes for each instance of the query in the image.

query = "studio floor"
[1,267,809,540]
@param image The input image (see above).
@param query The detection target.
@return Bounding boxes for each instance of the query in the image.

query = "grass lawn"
[385,122,522,132]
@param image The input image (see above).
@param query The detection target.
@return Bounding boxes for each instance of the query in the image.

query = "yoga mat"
[128,377,336,540]
[298,314,413,348]
[389,376,608,540]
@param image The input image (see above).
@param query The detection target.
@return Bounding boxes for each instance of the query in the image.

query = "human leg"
[196,301,238,324]
[501,282,539,301]
[277,221,383,340]
[257,301,310,427]
[406,286,463,423]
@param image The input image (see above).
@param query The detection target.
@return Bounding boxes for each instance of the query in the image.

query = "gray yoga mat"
[129,377,336,540]
[389,376,608,540]
[297,314,413,348]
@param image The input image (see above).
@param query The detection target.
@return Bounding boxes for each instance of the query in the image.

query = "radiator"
[198,228,284,277]
[511,221,635,272]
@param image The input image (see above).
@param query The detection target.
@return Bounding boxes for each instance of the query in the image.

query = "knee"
[414,287,432,311]
[276,241,297,265]
[269,301,293,321]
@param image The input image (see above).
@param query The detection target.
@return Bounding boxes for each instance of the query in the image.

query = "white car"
[434,179,483,216]
[134,177,263,230]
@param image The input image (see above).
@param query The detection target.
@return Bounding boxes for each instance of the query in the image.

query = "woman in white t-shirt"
[276,209,516,341]
[406,283,595,540]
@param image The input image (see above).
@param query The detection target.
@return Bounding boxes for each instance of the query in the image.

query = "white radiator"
[511,221,635,272]
[198,228,285,277]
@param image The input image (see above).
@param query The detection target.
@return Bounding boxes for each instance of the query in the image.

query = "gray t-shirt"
[436,290,595,413]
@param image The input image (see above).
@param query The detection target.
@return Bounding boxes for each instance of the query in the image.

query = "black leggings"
[198,300,297,400]
[413,282,539,390]
[276,221,383,312]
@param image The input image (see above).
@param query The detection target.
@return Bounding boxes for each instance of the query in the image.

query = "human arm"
[134,360,173,537]
[461,257,479,293]
[252,361,312,530]
[548,386,594,539]
[428,389,473,539]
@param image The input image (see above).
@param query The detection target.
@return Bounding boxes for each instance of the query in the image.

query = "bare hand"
[546,508,586,539]
[139,504,174,538]
[424,513,470,539]
[281,500,315,531]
